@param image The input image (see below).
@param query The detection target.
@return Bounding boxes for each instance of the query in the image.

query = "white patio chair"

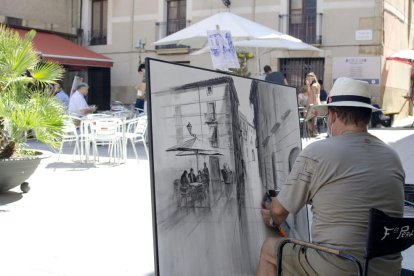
[85,113,112,120]
[112,110,133,119]
[134,107,145,117]
[58,116,81,161]
[124,116,148,162]
[89,118,123,163]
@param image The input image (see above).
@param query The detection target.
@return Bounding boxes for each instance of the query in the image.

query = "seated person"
[54,83,69,110]
[318,80,328,103]
[68,83,97,117]
[371,104,390,128]
[196,170,203,182]
[256,78,404,276]
[297,85,309,116]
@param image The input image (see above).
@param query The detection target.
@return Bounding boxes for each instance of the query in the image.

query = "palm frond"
[30,61,64,84]
[0,25,66,157]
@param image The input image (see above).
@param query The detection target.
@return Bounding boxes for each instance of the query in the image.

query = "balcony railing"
[89,30,107,45]
[155,19,191,53]
[279,13,323,45]
[156,19,189,38]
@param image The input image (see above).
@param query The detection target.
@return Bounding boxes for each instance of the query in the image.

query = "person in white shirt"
[68,83,97,117]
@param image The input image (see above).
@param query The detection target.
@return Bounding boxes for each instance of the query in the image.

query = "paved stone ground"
[0,142,154,276]
[0,117,413,275]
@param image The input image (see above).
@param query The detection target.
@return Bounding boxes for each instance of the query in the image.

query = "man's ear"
[328,110,336,124]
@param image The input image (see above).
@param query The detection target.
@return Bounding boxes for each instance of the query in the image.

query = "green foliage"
[229,52,254,77]
[0,25,66,158]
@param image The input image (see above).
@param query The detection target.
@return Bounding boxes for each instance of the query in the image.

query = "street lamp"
[186,122,195,137]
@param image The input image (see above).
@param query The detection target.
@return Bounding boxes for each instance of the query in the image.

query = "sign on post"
[207,30,240,70]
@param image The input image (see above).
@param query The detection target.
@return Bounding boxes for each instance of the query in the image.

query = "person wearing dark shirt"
[318,79,328,103]
[188,168,197,183]
[264,65,288,85]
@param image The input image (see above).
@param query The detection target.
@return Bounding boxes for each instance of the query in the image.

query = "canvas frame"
[146,58,309,276]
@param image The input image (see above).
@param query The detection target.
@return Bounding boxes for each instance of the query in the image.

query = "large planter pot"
[0,150,51,193]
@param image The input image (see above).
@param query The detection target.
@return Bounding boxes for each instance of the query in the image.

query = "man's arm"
[80,105,97,115]
[261,197,289,228]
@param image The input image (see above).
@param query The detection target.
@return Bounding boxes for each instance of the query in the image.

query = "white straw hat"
[311,77,381,116]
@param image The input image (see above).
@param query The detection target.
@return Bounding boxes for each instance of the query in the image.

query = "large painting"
[147,58,309,276]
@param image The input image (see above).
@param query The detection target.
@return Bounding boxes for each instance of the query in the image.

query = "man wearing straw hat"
[256,77,405,275]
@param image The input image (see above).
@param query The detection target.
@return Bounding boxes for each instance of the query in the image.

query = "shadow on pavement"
[0,191,23,207]
[45,161,98,170]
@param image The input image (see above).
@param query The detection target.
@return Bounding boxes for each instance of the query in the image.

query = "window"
[209,125,218,147]
[288,0,317,44]
[279,58,324,92]
[167,0,186,35]
[206,102,216,122]
[91,0,108,45]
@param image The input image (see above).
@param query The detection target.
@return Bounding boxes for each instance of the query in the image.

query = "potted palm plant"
[0,25,65,193]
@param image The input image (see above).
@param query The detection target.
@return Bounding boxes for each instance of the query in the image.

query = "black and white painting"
[147,59,309,276]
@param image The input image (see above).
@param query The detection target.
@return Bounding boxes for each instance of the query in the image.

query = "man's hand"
[260,208,273,227]
[260,197,290,230]
[89,105,97,113]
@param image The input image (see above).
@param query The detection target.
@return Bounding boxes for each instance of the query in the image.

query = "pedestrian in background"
[306,72,321,137]
[135,63,146,114]
[264,65,288,85]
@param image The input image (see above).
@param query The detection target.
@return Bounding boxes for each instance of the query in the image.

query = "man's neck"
[336,124,367,136]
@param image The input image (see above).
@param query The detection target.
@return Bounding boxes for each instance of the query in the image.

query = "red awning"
[386,49,414,66]
[13,27,113,68]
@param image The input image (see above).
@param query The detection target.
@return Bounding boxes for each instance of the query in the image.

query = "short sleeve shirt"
[278,132,405,274]
[68,90,88,117]
[55,90,69,109]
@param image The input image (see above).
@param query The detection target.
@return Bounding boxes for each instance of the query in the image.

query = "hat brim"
[309,102,382,117]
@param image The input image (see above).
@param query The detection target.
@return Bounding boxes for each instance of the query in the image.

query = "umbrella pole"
[196,152,199,172]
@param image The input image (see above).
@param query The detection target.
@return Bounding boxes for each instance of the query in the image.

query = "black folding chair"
[277,208,414,276]
[364,208,414,276]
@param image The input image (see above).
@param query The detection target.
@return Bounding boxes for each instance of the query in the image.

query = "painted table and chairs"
[59,109,147,164]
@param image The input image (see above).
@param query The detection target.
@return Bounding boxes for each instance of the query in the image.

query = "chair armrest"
[276,239,362,276]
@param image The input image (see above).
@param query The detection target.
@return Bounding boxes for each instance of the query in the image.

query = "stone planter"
[0,150,51,193]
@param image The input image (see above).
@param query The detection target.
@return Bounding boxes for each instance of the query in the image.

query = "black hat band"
[327,95,371,104]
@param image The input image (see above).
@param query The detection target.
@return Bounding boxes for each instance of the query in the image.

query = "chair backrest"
[91,118,121,141]
[112,110,133,119]
[126,116,147,136]
[61,117,79,140]
[86,113,112,119]
[365,208,414,259]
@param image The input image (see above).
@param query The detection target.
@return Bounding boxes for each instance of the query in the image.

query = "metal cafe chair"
[57,116,81,161]
[277,208,414,276]
[123,116,148,162]
[89,118,123,163]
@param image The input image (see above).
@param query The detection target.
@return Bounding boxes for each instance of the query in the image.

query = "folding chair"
[277,208,414,276]
[363,208,414,276]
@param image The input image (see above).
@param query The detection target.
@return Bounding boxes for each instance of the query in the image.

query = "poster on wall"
[332,56,381,84]
[147,58,309,276]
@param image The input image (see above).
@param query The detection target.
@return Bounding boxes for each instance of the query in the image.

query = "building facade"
[0,0,113,110]
[1,0,413,118]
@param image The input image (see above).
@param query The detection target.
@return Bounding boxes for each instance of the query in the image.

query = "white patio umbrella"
[166,137,219,171]
[154,11,301,49]
[233,38,322,52]
[191,37,321,55]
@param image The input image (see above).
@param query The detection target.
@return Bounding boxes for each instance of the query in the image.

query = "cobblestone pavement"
[0,118,413,275]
